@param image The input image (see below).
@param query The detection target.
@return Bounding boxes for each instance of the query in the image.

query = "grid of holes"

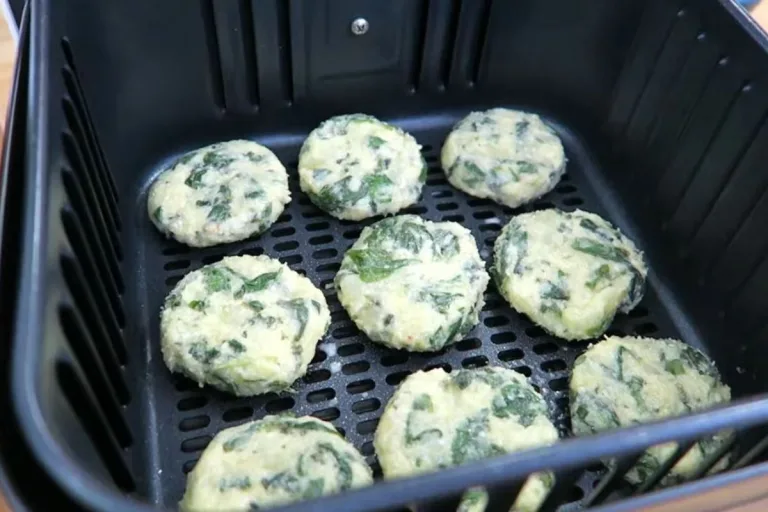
[152,140,667,507]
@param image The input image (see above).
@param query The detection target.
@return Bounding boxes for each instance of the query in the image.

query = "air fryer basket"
[12,0,768,510]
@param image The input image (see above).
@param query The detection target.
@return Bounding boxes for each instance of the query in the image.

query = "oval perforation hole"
[343,228,363,240]
[282,254,303,266]
[333,325,359,339]
[442,214,465,223]
[386,370,412,386]
[352,398,381,415]
[272,227,296,238]
[556,184,577,194]
[525,326,547,339]
[347,379,375,395]
[361,441,375,456]
[307,388,336,404]
[182,460,198,474]
[179,415,210,432]
[491,332,516,344]
[629,306,649,318]
[432,189,453,199]
[484,315,510,328]
[533,342,558,355]
[436,202,458,211]
[541,359,567,373]
[424,362,452,373]
[479,223,501,233]
[309,235,333,245]
[316,262,340,273]
[307,221,330,232]
[274,241,299,252]
[237,246,264,257]
[531,201,555,211]
[277,213,292,223]
[483,298,502,310]
[164,260,190,271]
[549,377,568,391]
[498,348,524,362]
[304,369,331,384]
[462,355,488,369]
[312,407,340,421]
[181,435,211,453]
[338,342,364,357]
[342,361,370,375]
[473,210,495,220]
[427,176,447,186]
[381,352,409,367]
[222,406,253,422]
[514,366,532,377]
[177,396,208,411]
[266,397,296,413]
[402,205,428,215]
[356,418,379,435]
[201,254,224,265]
[455,338,481,351]
[313,248,338,260]
[302,209,325,219]
[311,348,327,365]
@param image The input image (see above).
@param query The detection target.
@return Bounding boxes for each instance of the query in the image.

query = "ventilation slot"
[58,305,131,442]
[200,0,226,109]
[238,0,259,106]
[274,0,294,103]
[61,142,123,296]
[439,0,462,88]
[60,39,121,234]
[458,0,493,85]
[200,0,261,111]
[60,209,126,362]
[55,360,135,491]
[61,254,128,394]
[408,0,430,92]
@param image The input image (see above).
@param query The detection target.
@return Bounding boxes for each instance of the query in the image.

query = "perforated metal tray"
[132,118,682,507]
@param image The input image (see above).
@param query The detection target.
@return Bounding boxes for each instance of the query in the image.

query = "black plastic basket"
[11,0,768,510]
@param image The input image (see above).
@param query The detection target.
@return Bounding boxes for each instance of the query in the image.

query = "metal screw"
[350,18,369,35]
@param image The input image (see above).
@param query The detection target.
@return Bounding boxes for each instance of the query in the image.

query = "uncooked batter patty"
[570,336,732,486]
[180,415,372,511]
[374,367,559,512]
[441,109,566,208]
[492,209,647,340]
[160,255,330,396]
[148,140,290,247]
[335,215,489,351]
[298,114,426,220]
